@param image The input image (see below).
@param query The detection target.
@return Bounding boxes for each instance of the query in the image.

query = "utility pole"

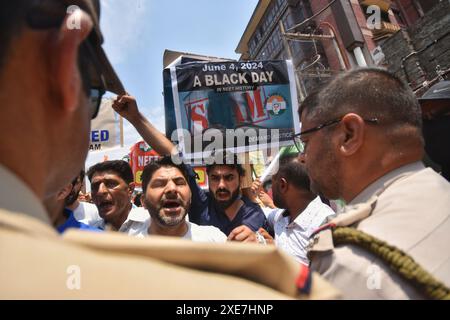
[120,116,124,148]
[283,27,348,71]
[279,21,305,101]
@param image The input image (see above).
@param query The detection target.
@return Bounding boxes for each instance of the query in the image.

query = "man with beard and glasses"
[296,68,450,299]
[65,170,103,228]
[135,156,226,242]
[112,94,268,240]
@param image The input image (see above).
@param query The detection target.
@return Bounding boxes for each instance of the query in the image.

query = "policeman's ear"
[338,113,365,156]
[50,8,93,114]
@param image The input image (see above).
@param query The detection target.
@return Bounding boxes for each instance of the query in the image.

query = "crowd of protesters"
[49,67,450,299]
[55,68,450,299]
[1,0,449,300]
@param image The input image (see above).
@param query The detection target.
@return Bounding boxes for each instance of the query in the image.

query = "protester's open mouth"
[98,201,114,213]
[162,200,182,213]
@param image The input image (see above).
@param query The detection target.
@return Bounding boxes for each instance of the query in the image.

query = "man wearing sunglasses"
[0,1,325,299]
[298,68,450,299]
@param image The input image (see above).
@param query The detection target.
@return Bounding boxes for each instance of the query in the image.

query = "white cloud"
[144,105,166,132]
[100,0,149,65]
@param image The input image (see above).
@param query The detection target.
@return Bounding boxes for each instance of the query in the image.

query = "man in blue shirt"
[187,152,267,236]
[44,176,102,234]
[57,208,102,234]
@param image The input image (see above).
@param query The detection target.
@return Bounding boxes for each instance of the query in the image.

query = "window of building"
[282,12,292,29]
[256,29,262,41]
[249,40,255,57]
[274,0,280,12]
[267,6,275,25]
[257,48,268,60]
[247,0,289,60]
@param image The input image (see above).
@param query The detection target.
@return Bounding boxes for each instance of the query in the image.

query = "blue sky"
[99,0,259,145]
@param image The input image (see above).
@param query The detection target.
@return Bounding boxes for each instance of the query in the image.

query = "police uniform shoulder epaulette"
[308,196,450,300]
[307,196,378,255]
[330,198,376,227]
[307,223,335,254]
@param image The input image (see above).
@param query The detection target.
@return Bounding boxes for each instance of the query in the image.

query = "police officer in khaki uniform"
[0,0,339,299]
[295,68,450,299]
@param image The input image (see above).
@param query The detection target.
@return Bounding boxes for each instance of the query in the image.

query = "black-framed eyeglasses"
[26,0,106,119]
[293,117,378,154]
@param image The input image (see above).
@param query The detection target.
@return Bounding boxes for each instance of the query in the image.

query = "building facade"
[236,0,332,96]
[236,0,445,97]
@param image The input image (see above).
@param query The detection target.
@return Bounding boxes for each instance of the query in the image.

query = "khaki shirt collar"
[0,164,50,225]
[349,161,425,206]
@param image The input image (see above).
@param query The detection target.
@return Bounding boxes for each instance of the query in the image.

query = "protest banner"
[164,59,300,161]
[193,166,208,189]
[129,141,160,187]
[89,98,122,152]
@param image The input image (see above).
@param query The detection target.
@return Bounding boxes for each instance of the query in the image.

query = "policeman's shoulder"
[307,196,377,254]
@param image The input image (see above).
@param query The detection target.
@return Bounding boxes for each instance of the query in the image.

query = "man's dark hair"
[299,68,422,129]
[205,151,245,177]
[141,156,189,193]
[87,160,134,184]
[274,154,310,191]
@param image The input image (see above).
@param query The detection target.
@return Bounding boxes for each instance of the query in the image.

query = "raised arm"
[112,94,175,156]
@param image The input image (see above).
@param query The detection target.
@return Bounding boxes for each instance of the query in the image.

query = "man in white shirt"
[262,154,335,265]
[73,200,103,228]
[87,160,148,232]
[135,156,227,243]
